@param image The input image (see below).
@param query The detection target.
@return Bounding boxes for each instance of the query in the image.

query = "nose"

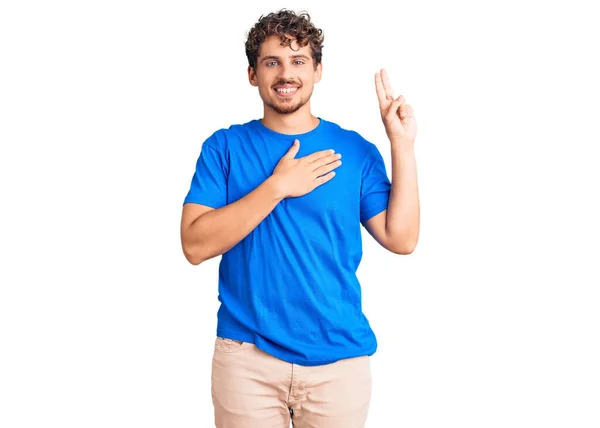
[277,63,294,81]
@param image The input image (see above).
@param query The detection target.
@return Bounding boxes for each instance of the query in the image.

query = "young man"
[180,9,419,428]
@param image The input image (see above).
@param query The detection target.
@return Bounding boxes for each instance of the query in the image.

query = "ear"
[313,62,323,84]
[248,65,258,87]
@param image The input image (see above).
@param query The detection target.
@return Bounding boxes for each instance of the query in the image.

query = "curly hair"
[245,9,324,70]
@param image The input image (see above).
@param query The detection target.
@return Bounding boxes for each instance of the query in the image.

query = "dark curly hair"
[245,9,324,71]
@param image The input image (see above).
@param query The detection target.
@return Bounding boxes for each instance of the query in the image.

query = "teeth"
[276,87,297,93]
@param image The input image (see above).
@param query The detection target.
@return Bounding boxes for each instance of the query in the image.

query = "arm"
[181,176,284,265]
[364,143,420,254]
[364,68,420,254]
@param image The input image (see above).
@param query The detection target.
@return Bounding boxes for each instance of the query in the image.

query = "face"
[248,35,322,115]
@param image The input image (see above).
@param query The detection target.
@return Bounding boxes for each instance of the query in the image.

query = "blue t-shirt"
[183,118,391,366]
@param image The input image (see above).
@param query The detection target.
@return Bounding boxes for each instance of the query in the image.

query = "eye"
[293,60,305,65]
[266,61,279,66]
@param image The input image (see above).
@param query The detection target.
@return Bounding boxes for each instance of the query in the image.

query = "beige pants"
[211,337,372,428]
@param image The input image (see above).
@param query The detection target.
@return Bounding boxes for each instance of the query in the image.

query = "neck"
[261,104,320,134]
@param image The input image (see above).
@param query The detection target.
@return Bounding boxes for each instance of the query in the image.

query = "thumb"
[283,139,300,159]
[386,97,403,122]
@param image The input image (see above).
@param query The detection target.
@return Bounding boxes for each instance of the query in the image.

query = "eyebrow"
[260,54,311,63]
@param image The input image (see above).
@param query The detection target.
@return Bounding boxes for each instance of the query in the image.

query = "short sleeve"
[183,134,228,209]
[360,144,391,224]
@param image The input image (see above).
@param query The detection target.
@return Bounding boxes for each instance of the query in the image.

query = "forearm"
[183,176,284,264]
[386,140,420,252]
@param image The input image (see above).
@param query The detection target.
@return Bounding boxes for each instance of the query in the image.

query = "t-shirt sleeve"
[360,143,391,224]
[183,134,228,209]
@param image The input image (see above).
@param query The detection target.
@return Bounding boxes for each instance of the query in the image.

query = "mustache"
[273,80,301,87]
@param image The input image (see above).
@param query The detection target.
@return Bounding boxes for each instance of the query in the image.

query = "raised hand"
[375,68,417,145]
[271,140,342,198]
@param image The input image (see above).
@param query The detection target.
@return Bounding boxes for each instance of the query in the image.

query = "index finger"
[304,149,336,163]
[381,68,394,99]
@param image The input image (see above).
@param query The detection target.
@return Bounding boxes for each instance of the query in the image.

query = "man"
[180,8,419,428]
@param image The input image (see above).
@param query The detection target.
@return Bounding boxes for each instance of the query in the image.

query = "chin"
[276,104,302,114]
[264,99,306,115]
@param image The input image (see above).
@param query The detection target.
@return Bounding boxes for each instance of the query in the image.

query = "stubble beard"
[263,87,312,115]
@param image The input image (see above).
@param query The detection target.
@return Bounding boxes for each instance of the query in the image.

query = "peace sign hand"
[375,68,417,146]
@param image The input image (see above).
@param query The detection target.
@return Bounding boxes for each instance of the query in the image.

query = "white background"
[1,0,599,427]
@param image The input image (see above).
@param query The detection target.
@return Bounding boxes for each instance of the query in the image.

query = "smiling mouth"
[274,87,298,97]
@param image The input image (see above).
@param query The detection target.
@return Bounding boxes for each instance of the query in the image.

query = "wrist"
[266,175,288,200]
[389,137,415,153]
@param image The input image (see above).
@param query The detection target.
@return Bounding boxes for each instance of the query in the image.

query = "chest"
[226,139,362,218]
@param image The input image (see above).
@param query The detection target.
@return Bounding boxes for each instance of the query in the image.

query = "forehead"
[258,35,312,58]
